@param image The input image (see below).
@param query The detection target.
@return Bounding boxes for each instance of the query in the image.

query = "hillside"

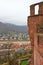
[0,22,28,33]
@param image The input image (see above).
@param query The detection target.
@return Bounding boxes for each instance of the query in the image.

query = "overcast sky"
[0,0,43,25]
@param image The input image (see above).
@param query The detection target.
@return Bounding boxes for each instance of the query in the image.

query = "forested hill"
[0,22,28,33]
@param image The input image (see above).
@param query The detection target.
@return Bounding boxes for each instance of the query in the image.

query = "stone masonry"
[28,2,43,65]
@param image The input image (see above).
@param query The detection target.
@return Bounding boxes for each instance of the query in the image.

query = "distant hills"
[0,22,28,33]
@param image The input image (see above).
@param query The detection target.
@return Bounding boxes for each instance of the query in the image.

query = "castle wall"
[28,2,43,65]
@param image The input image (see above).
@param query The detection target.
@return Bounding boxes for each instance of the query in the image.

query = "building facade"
[28,2,43,65]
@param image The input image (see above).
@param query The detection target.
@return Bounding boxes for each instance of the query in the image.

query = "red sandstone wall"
[28,15,43,65]
[28,2,43,65]
[28,15,43,45]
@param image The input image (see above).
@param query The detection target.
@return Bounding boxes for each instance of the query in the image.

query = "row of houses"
[0,41,31,51]
[0,32,30,41]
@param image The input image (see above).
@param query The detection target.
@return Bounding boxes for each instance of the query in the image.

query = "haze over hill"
[0,22,28,33]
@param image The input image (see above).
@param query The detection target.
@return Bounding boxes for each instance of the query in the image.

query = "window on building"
[35,5,39,15]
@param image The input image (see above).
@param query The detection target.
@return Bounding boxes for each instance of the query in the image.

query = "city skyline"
[0,0,43,25]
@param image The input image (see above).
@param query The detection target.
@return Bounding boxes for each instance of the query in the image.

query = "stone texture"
[28,2,43,65]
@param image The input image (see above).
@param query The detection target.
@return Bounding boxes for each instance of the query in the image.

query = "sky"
[0,0,43,25]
